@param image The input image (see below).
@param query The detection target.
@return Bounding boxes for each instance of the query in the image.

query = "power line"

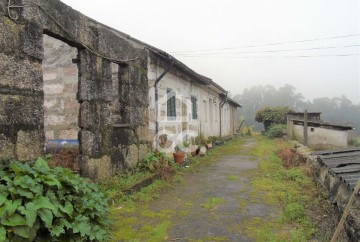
[170,34,360,54]
[176,53,360,59]
[174,44,360,56]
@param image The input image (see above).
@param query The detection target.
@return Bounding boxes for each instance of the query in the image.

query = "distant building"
[287,112,353,148]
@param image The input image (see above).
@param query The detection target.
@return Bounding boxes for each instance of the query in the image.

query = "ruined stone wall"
[0,0,149,179]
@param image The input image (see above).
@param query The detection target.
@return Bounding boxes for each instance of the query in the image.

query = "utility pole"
[303,110,308,146]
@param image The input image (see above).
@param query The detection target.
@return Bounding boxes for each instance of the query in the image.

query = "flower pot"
[173,152,185,164]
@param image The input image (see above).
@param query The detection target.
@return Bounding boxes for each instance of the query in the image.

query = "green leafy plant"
[266,124,287,139]
[0,157,109,241]
[255,106,292,131]
[207,136,217,144]
[137,151,177,179]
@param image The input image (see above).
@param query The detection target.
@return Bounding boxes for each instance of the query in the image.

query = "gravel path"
[148,139,279,241]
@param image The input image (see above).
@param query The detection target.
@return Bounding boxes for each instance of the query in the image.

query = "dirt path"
[112,138,280,241]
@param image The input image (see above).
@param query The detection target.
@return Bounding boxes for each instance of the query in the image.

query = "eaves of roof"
[291,119,353,131]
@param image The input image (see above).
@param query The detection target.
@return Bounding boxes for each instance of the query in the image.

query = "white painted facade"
[147,56,240,149]
[292,123,351,148]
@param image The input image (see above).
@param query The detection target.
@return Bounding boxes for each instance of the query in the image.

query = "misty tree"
[255,106,292,131]
[234,84,360,134]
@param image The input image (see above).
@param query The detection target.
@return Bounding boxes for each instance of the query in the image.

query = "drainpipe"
[155,57,174,150]
[219,91,228,138]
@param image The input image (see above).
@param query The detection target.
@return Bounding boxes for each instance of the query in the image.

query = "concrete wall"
[293,124,349,148]
[287,113,321,138]
[0,0,149,179]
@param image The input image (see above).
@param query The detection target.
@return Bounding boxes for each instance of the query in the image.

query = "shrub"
[276,147,305,168]
[255,106,292,131]
[0,158,109,241]
[266,124,287,139]
[240,126,254,136]
[137,152,177,179]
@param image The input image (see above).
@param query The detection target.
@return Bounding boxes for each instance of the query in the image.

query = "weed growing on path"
[201,197,226,210]
[227,174,238,181]
[243,136,340,241]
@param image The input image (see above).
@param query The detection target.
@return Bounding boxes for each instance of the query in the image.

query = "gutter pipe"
[155,57,174,150]
[219,91,228,137]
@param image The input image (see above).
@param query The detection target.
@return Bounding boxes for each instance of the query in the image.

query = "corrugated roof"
[317,149,360,192]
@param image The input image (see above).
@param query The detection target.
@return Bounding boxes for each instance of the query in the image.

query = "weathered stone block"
[0,133,15,158]
[136,126,150,142]
[45,115,65,126]
[0,17,22,56]
[79,101,111,129]
[0,94,43,126]
[80,130,97,156]
[78,50,97,101]
[16,130,43,161]
[96,58,112,101]
[43,83,64,95]
[20,22,43,60]
[122,144,139,168]
[111,128,137,146]
[97,27,135,61]
[78,155,114,180]
[138,144,148,162]
[58,129,78,140]
[0,53,42,91]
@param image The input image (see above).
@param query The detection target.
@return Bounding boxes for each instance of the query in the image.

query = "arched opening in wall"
[42,34,80,171]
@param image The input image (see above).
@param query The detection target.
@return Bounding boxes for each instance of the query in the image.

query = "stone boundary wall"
[292,141,360,240]
[0,0,150,179]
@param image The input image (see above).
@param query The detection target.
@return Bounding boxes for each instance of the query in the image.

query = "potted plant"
[206,136,215,149]
[190,144,199,157]
[173,145,186,164]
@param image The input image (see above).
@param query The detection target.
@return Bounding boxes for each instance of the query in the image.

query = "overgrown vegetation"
[349,136,360,147]
[255,106,292,131]
[245,137,341,241]
[107,139,243,241]
[265,124,287,139]
[201,197,226,210]
[0,158,109,241]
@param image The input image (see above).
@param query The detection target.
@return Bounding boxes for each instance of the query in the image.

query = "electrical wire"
[170,34,360,54]
[176,54,360,59]
[174,44,360,56]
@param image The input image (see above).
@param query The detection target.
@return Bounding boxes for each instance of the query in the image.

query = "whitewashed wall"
[293,124,349,148]
[148,56,238,149]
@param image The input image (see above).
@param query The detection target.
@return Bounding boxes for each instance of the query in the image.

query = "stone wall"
[0,0,149,179]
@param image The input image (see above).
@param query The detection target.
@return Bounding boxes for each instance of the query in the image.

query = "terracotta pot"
[191,150,196,157]
[173,152,185,164]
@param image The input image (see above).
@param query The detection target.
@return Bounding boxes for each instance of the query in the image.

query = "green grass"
[241,137,323,241]
[106,138,244,241]
[349,137,360,147]
[201,197,226,210]
[227,175,238,181]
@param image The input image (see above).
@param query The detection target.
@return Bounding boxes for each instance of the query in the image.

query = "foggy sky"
[60,0,360,104]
